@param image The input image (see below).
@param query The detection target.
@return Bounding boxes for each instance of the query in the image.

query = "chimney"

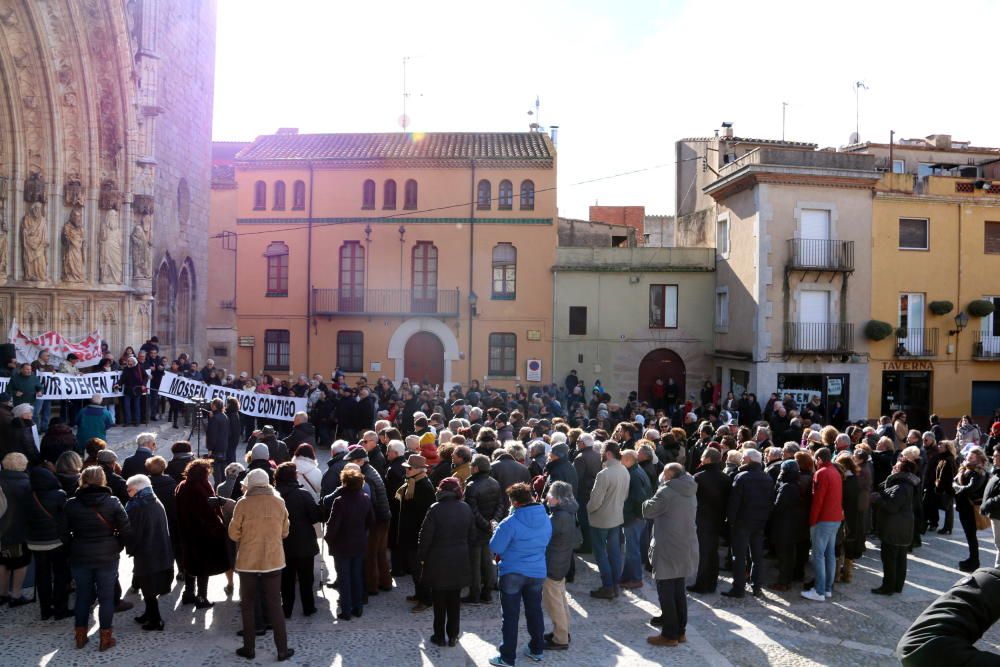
[721,122,733,139]
[927,134,951,149]
[276,127,299,135]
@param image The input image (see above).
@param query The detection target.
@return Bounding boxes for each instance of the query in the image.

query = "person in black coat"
[418,477,477,647]
[7,404,40,467]
[121,433,157,479]
[26,466,70,619]
[541,444,579,501]
[953,449,988,572]
[282,414,316,458]
[463,456,504,603]
[384,441,407,576]
[225,398,242,465]
[871,459,919,595]
[174,459,229,607]
[61,466,131,649]
[689,447,730,593]
[897,566,1000,666]
[166,441,195,484]
[768,460,803,590]
[39,421,77,465]
[144,456,180,576]
[205,398,230,484]
[124,474,174,631]
[274,463,322,617]
[321,444,350,496]
[0,455,33,606]
[325,466,375,620]
[723,449,774,598]
[96,449,129,506]
[395,455,436,610]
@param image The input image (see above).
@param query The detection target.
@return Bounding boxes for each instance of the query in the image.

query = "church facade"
[0,0,215,360]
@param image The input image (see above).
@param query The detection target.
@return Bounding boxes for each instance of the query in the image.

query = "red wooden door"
[404,332,444,387]
[637,348,686,403]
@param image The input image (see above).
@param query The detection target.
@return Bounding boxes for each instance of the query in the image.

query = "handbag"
[90,506,125,549]
[973,503,991,531]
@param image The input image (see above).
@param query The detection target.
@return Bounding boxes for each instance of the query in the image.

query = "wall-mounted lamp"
[949,312,970,336]
[364,223,372,243]
[468,290,478,317]
[398,225,406,242]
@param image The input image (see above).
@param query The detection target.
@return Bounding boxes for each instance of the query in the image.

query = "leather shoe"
[649,615,664,627]
[277,649,296,662]
[235,647,255,660]
[720,589,745,599]
[429,635,447,647]
[647,635,679,647]
[544,638,569,650]
[870,587,892,596]
[589,586,615,599]
[678,634,687,643]
[448,637,459,647]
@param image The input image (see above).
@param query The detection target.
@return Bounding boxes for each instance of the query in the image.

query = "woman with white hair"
[9,402,39,466]
[124,474,173,631]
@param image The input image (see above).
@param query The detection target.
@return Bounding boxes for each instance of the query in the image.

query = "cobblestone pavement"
[12,430,1000,665]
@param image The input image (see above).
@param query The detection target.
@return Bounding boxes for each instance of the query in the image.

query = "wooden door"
[637,348,685,403]
[404,332,444,388]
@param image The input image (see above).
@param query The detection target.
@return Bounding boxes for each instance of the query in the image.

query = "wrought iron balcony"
[313,288,461,317]
[783,322,854,354]
[787,239,854,272]
[973,331,1000,360]
[894,328,938,358]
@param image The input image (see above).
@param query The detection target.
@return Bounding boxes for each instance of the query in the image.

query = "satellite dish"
[848,132,860,144]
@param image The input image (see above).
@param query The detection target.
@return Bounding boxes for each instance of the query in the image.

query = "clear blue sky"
[214,0,1000,219]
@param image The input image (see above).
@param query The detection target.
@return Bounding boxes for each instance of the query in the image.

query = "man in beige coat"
[586,441,631,599]
[229,468,294,662]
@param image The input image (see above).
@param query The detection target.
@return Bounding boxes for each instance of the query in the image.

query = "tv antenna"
[527,95,541,131]
[854,81,869,142]
[400,56,423,131]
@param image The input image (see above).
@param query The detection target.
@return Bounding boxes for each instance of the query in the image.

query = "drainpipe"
[955,203,962,373]
[306,162,315,375]
[468,160,476,384]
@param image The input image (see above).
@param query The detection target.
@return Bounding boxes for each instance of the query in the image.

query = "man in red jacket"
[802,448,844,602]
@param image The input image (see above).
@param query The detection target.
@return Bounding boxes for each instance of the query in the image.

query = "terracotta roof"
[236,132,553,162]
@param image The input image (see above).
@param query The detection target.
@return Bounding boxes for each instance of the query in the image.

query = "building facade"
[552,246,715,406]
[845,135,1000,426]
[678,128,880,420]
[0,0,215,358]
[217,131,557,388]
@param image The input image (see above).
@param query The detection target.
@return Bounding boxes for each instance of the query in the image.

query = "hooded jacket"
[418,489,477,590]
[0,468,31,547]
[643,472,699,581]
[61,485,130,567]
[125,487,174,576]
[75,404,114,451]
[464,471,504,544]
[229,484,290,573]
[545,497,581,580]
[26,467,67,549]
[490,501,552,578]
[873,471,919,547]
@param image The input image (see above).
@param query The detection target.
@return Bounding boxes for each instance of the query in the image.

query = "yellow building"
[209,131,557,389]
[848,135,1000,425]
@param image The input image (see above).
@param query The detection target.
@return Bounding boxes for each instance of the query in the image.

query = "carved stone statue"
[61,206,85,282]
[21,201,48,281]
[130,212,152,278]
[0,184,8,275]
[99,206,123,284]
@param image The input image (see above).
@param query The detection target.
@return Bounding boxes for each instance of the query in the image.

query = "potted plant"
[928,300,954,316]
[967,299,996,318]
[864,320,894,341]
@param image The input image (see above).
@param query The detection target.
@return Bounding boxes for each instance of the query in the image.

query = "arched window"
[498,180,513,210]
[265,241,289,296]
[273,180,286,210]
[383,179,397,210]
[492,243,517,299]
[153,260,176,347]
[477,179,491,210]
[292,180,306,210]
[520,180,535,210]
[338,242,365,312]
[411,242,438,313]
[176,265,193,347]
[362,179,376,209]
[404,179,418,210]
[253,180,266,210]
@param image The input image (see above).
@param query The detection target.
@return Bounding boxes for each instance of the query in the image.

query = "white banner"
[10,322,103,368]
[0,371,124,400]
[158,371,305,421]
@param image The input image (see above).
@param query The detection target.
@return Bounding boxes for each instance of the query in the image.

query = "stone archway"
[387,317,461,388]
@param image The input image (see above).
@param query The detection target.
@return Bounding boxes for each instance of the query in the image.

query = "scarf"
[402,471,427,500]
[125,485,154,512]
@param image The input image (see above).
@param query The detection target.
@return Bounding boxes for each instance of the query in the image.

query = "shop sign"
[881,360,933,371]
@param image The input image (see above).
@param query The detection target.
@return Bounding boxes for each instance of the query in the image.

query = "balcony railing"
[894,328,938,357]
[313,288,461,317]
[787,239,854,272]
[973,331,1000,360]
[783,322,854,354]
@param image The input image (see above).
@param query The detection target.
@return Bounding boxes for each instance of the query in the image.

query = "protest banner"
[158,371,305,421]
[0,372,124,400]
[10,321,103,368]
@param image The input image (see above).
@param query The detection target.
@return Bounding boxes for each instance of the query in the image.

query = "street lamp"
[468,290,478,317]
[950,311,970,336]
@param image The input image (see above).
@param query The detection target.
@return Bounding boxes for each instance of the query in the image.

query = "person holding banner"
[9,362,43,409]
[117,357,148,428]
[31,350,56,432]
[59,354,83,425]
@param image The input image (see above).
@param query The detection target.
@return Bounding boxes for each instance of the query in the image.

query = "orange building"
[210,131,557,389]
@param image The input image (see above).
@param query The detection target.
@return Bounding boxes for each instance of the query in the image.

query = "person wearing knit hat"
[345,445,368,462]
[418,476,474,646]
[418,431,440,467]
[251,442,270,461]
[230,462,293,661]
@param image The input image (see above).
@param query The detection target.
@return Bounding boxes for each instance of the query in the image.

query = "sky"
[213,0,1000,219]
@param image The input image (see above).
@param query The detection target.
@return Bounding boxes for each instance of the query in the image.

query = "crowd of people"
[2,348,1000,662]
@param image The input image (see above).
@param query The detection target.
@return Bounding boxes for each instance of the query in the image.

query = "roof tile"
[236,132,553,162]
